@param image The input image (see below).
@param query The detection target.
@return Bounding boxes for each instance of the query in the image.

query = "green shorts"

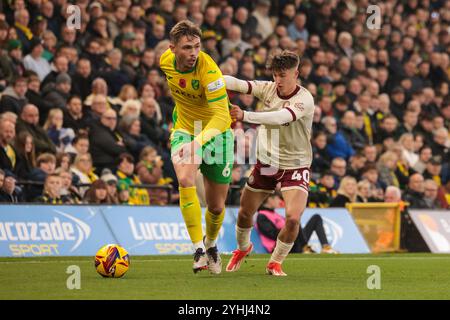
[171,129,235,184]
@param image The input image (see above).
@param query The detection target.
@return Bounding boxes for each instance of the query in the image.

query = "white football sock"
[236,225,252,251]
[204,237,216,250]
[193,240,206,252]
[269,238,294,264]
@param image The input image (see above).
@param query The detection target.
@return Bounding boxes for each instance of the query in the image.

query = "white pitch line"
[1,256,450,264]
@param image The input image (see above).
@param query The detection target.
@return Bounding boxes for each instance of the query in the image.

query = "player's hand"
[230,105,244,121]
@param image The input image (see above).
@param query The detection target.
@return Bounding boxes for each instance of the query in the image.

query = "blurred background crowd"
[0,0,449,209]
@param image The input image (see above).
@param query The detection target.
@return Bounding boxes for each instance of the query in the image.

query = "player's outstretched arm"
[230,104,295,125]
[242,108,296,126]
[223,75,250,93]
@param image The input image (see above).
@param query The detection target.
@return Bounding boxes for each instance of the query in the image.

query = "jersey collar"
[277,85,300,100]
[173,57,198,74]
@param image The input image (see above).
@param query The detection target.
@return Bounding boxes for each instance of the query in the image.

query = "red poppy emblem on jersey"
[179,79,186,88]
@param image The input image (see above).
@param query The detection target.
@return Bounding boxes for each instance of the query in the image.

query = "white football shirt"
[246,80,315,169]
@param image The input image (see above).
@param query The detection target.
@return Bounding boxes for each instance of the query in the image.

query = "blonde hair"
[119,99,141,117]
[399,133,414,146]
[357,179,371,190]
[118,84,138,102]
[43,108,64,130]
[73,153,92,167]
[377,151,398,167]
[42,30,57,47]
[36,153,56,166]
[0,111,18,123]
[139,146,157,161]
[337,176,357,202]
[357,180,371,201]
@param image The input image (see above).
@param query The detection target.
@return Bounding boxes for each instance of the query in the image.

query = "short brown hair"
[37,153,56,166]
[267,50,300,72]
[169,20,202,44]
[118,152,135,165]
[45,173,61,181]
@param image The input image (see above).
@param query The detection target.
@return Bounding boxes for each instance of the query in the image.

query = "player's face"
[171,35,201,71]
[273,67,299,94]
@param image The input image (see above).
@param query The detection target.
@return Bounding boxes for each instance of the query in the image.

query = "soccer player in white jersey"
[224,51,315,276]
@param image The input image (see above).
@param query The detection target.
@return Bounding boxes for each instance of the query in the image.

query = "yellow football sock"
[205,207,225,248]
[179,186,203,244]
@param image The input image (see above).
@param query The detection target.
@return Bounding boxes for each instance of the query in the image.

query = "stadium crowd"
[0,0,449,209]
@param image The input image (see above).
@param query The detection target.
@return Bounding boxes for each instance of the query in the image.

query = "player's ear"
[169,43,175,52]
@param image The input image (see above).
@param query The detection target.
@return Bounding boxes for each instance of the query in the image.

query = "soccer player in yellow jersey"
[160,20,234,274]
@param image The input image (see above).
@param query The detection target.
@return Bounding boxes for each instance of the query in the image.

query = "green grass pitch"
[1,254,450,300]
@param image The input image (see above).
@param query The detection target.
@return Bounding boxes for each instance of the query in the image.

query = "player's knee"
[239,207,254,220]
[178,175,195,188]
[208,206,224,215]
[285,217,300,231]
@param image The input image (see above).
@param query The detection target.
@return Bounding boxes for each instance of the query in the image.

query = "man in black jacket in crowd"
[63,95,90,133]
[71,58,95,101]
[0,170,22,203]
[89,108,128,174]
[0,117,19,173]
[16,104,56,155]
[140,97,169,147]
[0,77,28,115]
[402,173,429,209]
[24,72,54,126]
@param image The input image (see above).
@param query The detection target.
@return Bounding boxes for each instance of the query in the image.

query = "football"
[95,244,130,278]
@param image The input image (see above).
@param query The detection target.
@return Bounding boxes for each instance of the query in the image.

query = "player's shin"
[205,207,225,249]
[179,186,204,250]
[269,238,294,265]
[236,225,253,251]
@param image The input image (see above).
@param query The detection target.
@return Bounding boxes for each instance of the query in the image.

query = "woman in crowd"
[13,131,36,180]
[376,151,400,189]
[118,116,153,160]
[56,152,72,171]
[330,176,358,207]
[70,153,98,197]
[83,179,113,204]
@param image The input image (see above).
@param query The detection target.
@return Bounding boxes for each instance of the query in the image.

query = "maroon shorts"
[246,160,311,194]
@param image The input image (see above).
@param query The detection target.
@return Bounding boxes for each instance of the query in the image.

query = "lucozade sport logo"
[53,210,91,252]
[128,217,224,241]
[0,210,91,254]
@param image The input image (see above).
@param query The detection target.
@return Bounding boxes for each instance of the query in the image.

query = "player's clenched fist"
[230,105,244,121]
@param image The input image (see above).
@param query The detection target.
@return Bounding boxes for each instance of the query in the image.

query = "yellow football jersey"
[160,49,231,145]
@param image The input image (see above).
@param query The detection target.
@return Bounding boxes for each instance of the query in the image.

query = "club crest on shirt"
[179,79,186,88]
[192,79,199,90]
[294,102,304,112]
